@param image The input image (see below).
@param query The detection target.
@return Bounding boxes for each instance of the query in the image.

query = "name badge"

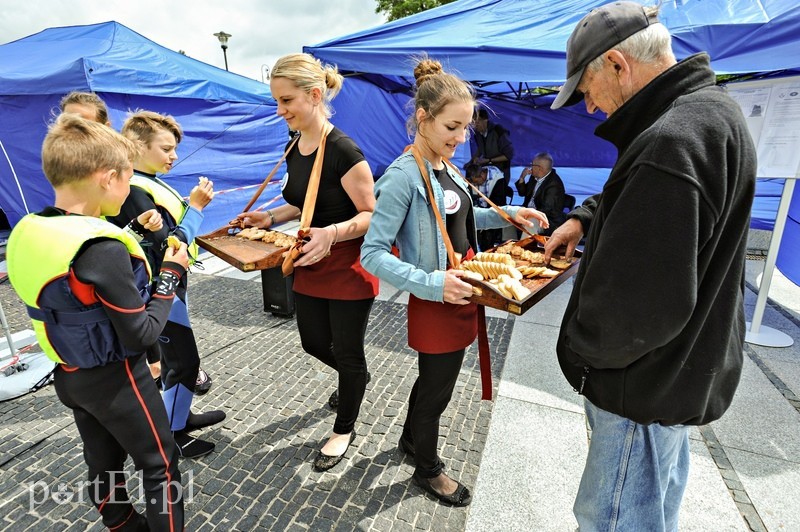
[444,189,461,215]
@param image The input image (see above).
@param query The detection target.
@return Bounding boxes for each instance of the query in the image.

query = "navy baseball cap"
[551,2,659,110]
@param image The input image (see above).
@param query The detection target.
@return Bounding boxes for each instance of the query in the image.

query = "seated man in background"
[515,152,566,235]
[468,108,515,200]
[466,163,506,250]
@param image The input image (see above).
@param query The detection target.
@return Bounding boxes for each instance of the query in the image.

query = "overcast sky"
[0,0,386,82]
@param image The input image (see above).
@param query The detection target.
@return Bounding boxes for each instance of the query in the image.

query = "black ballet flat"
[398,435,416,457]
[327,390,338,410]
[327,372,371,410]
[313,431,356,472]
[412,472,472,507]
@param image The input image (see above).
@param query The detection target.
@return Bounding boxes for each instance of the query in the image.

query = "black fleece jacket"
[557,54,756,426]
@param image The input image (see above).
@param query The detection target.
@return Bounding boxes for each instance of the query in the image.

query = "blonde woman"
[237,53,378,472]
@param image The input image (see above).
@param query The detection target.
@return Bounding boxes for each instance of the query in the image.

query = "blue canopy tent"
[306,0,800,229]
[776,184,800,285]
[0,21,289,232]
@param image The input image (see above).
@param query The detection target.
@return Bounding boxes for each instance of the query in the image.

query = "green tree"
[375,0,457,21]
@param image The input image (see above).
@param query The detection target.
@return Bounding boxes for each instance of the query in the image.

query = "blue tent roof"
[0,22,287,230]
[307,0,800,97]
[306,0,800,231]
[0,21,271,103]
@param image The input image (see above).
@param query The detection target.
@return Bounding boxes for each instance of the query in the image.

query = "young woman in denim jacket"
[361,58,547,507]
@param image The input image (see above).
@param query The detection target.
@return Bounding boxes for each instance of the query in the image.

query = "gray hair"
[534,152,553,170]
[586,7,675,73]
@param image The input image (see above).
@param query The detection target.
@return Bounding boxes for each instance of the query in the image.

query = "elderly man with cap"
[544,2,756,530]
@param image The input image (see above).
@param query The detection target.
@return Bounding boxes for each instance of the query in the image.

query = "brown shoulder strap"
[282,122,331,276]
[407,145,461,269]
[443,158,536,239]
[240,134,300,213]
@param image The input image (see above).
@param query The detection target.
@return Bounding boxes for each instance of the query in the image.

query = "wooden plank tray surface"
[196,226,290,272]
[464,236,582,315]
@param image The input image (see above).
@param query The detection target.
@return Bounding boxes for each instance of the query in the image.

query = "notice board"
[726,76,800,178]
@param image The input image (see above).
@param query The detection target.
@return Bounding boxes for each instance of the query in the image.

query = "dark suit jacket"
[514,169,567,235]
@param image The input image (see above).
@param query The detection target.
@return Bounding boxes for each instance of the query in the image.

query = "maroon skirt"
[292,237,379,300]
[407,249,477,354]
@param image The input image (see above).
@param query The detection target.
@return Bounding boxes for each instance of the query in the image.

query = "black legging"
[403,349,466,478]
[294,292,374,434]
[54,354,183,531]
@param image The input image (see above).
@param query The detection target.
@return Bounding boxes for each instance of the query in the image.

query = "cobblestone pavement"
[0,271,512,531]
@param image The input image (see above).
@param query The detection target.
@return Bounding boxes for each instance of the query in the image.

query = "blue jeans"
[574,398,690,532]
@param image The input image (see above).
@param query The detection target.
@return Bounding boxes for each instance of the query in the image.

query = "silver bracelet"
[266,210,276,226]
[330,223,339,245]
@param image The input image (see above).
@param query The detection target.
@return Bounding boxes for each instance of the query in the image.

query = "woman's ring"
[313,255,318,260]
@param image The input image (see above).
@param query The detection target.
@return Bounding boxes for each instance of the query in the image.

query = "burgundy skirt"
[292,237,379,300]
[407,249,477,354]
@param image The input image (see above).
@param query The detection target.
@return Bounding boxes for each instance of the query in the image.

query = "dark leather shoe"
[412,472,472,507]
[328,390,338,410]
[184,410,226,432]
[174,431,215,459]
[328,372,371,410]
[399,435,415,457]
[193,367,212,396]
[313,431,356,472]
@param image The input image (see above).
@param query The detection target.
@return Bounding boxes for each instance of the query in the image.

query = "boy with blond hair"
[7,114,188,530]
[108,110,224,459]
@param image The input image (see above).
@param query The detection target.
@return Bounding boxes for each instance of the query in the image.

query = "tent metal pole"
[0,140,31,215]
[0,299,18,362]
[746,176,796,347]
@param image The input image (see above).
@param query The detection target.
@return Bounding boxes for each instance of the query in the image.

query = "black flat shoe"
[328,372,371,410]
[194,368,213,396]
[184,410,226,432]
[398,435,416,457]
[174,431,215,459]
[412,472,472,507]
[313,431,356,472]
[328,390,338,410]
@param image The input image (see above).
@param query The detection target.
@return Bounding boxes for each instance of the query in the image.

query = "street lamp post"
[213,31,232,71]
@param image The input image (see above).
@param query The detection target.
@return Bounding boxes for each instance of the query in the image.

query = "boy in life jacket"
[107,110,225,459]
[7,114,188,530]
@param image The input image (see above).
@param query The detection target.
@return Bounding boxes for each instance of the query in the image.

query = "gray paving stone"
[3,256,799,530]
[712,357,800,462]
[726,448,800,530]
[0,274,511,531]
[498,319,583,414]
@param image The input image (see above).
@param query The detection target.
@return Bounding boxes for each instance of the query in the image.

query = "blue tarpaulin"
[306,0,800,230]
[0,21,289,232]
[777,183,800,286]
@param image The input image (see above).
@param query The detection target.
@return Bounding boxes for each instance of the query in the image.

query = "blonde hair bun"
[323,65,343,93]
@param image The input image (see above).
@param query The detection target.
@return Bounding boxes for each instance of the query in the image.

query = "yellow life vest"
[7,214,151,366]
[130,174,200,261]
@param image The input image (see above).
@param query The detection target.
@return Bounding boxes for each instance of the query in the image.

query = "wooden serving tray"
[196,226,290,271]
[464,236,582,315]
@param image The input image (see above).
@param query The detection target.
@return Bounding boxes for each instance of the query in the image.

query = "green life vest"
[7,214,152,366]
[130,174,200,261]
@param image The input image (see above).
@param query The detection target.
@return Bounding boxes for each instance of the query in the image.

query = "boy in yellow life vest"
[7,114,189,530]
[107,110,225,459]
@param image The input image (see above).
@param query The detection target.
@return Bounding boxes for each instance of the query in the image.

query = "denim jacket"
[361,151,521,302]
